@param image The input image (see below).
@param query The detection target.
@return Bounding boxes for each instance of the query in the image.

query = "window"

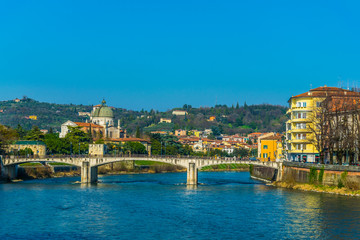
[296,102,307,107]
[296,123,307,129]
[295,112,307,119]
[296,144,307,150]
[263,145,268,149]
[316,101,321,107]
[296,134,307,140]
[263,153,268,158]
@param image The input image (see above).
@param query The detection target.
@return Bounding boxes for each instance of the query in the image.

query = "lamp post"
[70,142,72,156]
[161,142,163,157]
[79,142,80,156]
[165,142,167,156]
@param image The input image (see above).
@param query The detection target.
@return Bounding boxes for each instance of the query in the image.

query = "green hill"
[0,98,288,135]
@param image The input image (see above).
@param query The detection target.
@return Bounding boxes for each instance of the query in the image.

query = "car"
[249,157,258,161]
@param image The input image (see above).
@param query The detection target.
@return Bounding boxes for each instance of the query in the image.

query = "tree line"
[308,97,360,165]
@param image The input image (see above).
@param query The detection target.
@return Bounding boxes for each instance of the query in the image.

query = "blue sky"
[1,0,360,110]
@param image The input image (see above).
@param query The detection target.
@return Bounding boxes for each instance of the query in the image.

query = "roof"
[14,140,46,145]
[74,122,103,128]
[92,99,114,118]
[290,86,360,101]
[109,138,150,143]
[261,135,282,141]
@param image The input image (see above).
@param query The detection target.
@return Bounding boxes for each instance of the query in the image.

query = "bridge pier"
[187,163,198,185]
[81,162,98,183]
[3,165,18,180]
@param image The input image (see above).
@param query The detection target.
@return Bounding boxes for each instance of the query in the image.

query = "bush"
[309,167,318,184]
[249,164,253,174]
[318,167,325,184]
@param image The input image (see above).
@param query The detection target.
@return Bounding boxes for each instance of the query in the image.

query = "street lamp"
[79,142,80,156]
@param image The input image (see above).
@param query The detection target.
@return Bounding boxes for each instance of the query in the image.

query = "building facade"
[285,86,360,162]
[8,141,47,157]
[60,99,125,139]
[259,136,282,162]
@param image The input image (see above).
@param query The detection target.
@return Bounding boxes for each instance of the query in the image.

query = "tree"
[44,132,70,154]
[25,126,44,141]
[65,126,92,154]
[15,124,27,138]
[307,97,331,164]
[0,124,18,154]
[123,142,147,154]
[135,127,141,138]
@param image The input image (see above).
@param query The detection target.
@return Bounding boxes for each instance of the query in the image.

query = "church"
[60,99,126,139]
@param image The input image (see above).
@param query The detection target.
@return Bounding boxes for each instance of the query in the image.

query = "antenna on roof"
[310,84,312,90]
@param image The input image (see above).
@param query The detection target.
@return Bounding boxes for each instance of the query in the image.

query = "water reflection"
[1,172,360,239]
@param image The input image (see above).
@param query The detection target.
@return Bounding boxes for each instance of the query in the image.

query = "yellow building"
[286,86,360,162]
[192,130,202,138]
[260,136,282,162]
[28,115,37,120]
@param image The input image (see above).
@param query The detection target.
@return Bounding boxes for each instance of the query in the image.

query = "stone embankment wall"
[282,162,360,189]
[251,162,360,190]
[251,165,277,181]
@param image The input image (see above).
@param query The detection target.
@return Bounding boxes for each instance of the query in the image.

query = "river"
[0,172,359,239]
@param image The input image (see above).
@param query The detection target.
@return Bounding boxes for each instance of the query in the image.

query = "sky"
[1,0,360,111]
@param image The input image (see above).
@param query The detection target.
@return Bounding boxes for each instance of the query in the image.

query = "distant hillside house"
[78,112,91,117]
[172,110,187,116]
[28,115,37,120]
[175,129,187,136]
[208,116,216,121]
[40,129,48,134]
[159,118,172,123]
[14,98,20,103]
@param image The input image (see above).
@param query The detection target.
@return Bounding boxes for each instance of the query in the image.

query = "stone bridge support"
[187,163,198,185]
[81,162,98,183]
[3,165,18,180]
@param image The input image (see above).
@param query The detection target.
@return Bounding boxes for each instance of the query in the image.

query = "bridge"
[1,154,282,185]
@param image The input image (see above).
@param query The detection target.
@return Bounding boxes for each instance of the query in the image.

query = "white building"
[172,110,188,116]
[60,100,125,139]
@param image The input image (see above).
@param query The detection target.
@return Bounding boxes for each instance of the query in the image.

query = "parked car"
[249,157,258,161]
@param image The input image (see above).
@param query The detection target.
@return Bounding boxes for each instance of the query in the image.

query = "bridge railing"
[4,154,252,162]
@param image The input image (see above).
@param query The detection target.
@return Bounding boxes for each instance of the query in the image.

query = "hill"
[0,98,288,135]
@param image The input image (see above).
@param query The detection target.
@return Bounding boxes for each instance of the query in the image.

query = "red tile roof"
[109,138,150,143]
[74,122,103,128]
[290,86,360,100]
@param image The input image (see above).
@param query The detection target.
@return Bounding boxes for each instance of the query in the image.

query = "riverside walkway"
[1,154,282,185]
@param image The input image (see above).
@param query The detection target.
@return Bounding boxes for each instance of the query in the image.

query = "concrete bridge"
[1,155,282,185]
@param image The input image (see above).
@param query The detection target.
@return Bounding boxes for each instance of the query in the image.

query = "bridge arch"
[89,157,189,168]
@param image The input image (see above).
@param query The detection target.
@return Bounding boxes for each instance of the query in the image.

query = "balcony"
[291,139,309,143]
[291,128,311,133]
[289,149,317,154]
[290,118,312,123]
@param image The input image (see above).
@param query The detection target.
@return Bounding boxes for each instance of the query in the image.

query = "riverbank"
[5,162,249,182]
[272,181,360,197]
